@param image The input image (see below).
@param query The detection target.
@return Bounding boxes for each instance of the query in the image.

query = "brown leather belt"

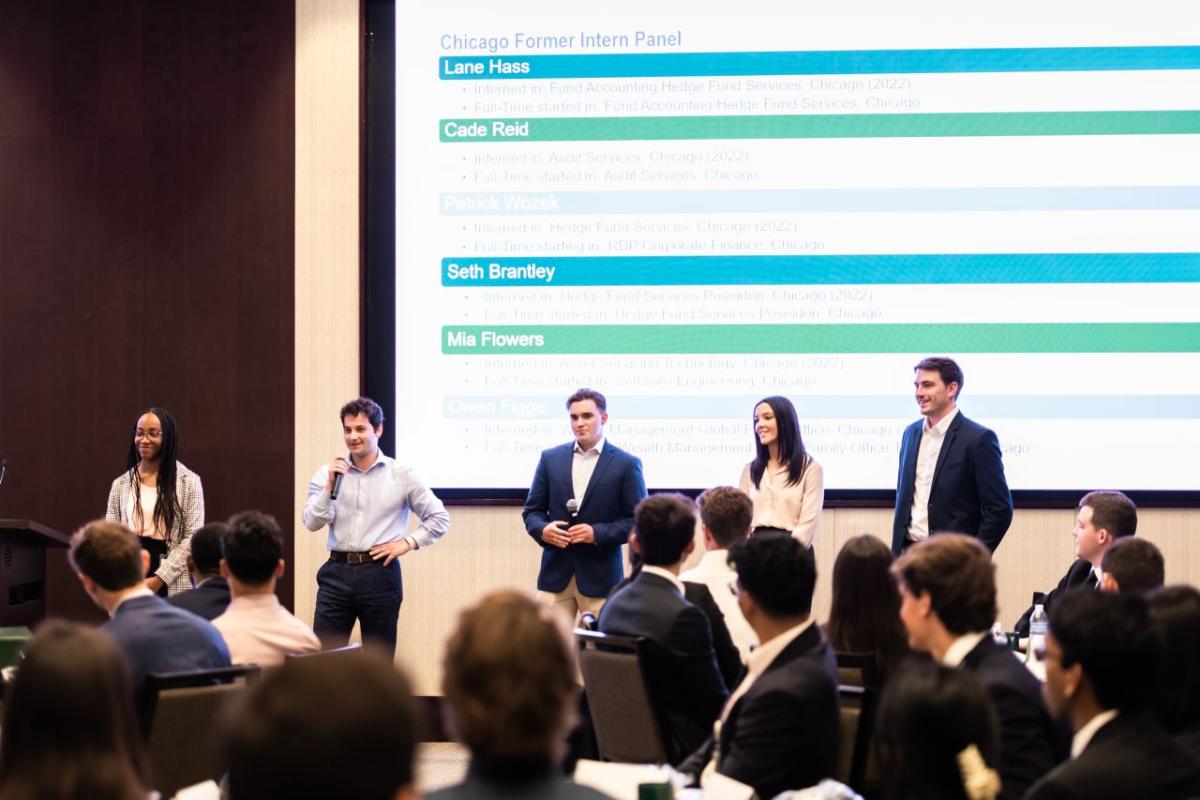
[328,551,376,565]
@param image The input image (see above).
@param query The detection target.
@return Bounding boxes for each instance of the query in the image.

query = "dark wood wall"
[0,0,296,612]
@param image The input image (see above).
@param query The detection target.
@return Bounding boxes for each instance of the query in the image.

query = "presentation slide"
[393,1,1200,492]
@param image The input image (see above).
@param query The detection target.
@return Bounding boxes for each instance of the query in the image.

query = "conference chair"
[574,629,668,764]
[835,652,882,793]
[139,665,261,797]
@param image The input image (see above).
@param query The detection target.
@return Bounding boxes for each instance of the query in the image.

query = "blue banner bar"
[441,253,1200,287]
[440,46,1200,80]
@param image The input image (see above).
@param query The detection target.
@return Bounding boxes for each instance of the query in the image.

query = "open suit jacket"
[598,570,728,765]
[892,412,1013,555]
[679,623,840,800]
[522,441,646,597]
[960,637,1066,799]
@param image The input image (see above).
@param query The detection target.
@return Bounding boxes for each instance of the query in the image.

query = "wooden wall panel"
[0,0,295,613]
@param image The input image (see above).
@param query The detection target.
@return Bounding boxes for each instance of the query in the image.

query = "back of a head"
[698,485,752,549]
[1079,490,1138,539]
[223,511,283,585]
[634,493,697,566]
[1049,588,1159,713]
[0,621,146,800]
[1147,585,1200,734]
[68,520,145,591]
[442,589,577,772]
[1100,537,1164,594]
[877,662,999,800]
[189,521,228,576]
[729,532,816,617]
[827,534,907,671]
[892,534,996,636]
[226,652,417,800]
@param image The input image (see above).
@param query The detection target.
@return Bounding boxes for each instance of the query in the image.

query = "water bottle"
[991,621,1007,646]
[1027,604,1048,663]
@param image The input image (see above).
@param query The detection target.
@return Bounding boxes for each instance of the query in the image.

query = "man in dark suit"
[892,357,1012,556]
[1015,491,1137,635]
[524,388,646,618]
[894,534,1063,799]
[1026,589,1200,799]
[598,494,728,765]
[166,520,231,620]
[680,534,839,799]
[69,519,230,687]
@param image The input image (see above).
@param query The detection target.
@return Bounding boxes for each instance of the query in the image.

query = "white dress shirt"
[681,549,757,658]
[640,564,684,595]
[572,437,605,506]
[941,631,988,667]
[1071,709,1119,758]
[908,407,959,542]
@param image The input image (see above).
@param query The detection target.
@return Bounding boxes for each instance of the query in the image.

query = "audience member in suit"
[680,534,840,799]
[213,511,320,666]
[430,590,612,800]
[893,535,1064,800]
[1015,491,1136,635]
[877,662,1001,800]
[824,534,910,684]
[1026,590,1200,800]
[225,649,418,800]
[1146,586,1200,760]
[892,357,1013,556]
[523,388,647,619]
[681,485,757,660]
[166,521,231,620]
[1099,536,1164,595]
[598,494,728,765]
[0,621,150,800]
[69,520,230,687]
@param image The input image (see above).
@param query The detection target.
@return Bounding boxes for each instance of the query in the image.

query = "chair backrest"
[835,650,881,691]
[140,665,260,797]
[835,678,880,793]
[286,642,363,660]
[574,629,668,764]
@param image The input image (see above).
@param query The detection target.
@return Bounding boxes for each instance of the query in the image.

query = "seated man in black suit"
[1026,590,1200,800]
[893,534,1064,800]
[165,521,231,620]
[1016,491,1136,635]
[679,534,839,799]
[1099,536,1164,595]
[598,494,728,765]
[69,519,230,687]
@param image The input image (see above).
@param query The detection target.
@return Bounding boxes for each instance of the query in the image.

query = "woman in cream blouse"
[738,396,824,546]
[106,407,204,596]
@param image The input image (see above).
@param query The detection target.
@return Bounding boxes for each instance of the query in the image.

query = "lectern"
[0,520,70,626]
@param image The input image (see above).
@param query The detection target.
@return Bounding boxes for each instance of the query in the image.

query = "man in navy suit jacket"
[892,357,1012,556]
[166,520,232,620]
[523,388,646,617]
[69,520,230,687]
[894,534,1064,799]
[599,494,728,764]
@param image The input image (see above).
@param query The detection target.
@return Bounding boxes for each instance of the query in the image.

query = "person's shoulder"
[953,413,995,437]
[603,441,638,462]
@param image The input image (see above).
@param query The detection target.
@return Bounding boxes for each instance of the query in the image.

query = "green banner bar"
[439,110,1200,142]
[442,323,1200,354]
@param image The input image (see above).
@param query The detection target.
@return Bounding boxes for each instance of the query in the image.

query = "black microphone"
[566,498,579,519]
[331,471,344,500]
[0,458,7,488]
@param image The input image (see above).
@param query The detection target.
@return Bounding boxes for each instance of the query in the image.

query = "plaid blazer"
[106,462,205,596]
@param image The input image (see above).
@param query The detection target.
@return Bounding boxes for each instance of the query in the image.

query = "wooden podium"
[0,520,71,627]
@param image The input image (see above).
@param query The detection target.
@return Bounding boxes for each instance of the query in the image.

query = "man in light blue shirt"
[303,397,449,656]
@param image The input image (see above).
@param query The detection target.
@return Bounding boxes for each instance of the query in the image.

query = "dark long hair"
[877,663,999,800]
[0,622,148,800]
[1147,585,1200,736]
[125,407,181,536]
[826,534,910,679]
[749,396,809,488]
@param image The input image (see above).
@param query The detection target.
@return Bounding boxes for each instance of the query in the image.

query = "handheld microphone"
[0,458,7,488]
[330,471,344,500]
[566,498,579,519]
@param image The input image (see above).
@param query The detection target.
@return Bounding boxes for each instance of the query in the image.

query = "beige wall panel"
[294,0,361,630]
